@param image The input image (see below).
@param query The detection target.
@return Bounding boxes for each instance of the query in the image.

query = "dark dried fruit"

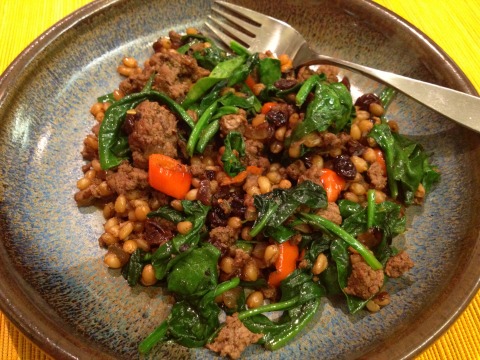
[197,180,212,206]
[346,140,365,156]
[144,219,175,246]
[332,154,357,180]
[355,93,381,112]
[205,170,216,181]
[274,78,298,90]
[266,109,288,127]
[340,76,351,91]
[122,111,140,135]
[209,188,246,227]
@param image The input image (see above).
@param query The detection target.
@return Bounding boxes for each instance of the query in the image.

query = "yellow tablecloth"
[0,1,479,359]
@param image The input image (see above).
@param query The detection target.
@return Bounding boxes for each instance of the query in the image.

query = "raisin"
[346,140,365,156]
[266,109,288,127]
[355,93,381,112]
[332,154,357,180]
[205,170,216,180]
[340,76,351,91]
[122,111,141,135]
[274,78,298,90]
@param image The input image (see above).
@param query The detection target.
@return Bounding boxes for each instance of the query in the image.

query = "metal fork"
[206,1,480,133]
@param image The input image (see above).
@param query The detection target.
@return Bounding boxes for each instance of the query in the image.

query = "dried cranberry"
[266,109,288,127]
[355,93,381,112]
[274,78,298,90]
[332,154,357,180]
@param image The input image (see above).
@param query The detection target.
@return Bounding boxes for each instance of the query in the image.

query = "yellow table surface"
[0,1,479,359]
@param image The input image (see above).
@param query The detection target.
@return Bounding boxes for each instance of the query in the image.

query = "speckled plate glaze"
[0,0,479,359]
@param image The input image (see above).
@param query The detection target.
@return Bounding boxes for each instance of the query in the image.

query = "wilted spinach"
[291,78,353,142]
[258,57,281,86]
[98,89,195,170]
[139,277,241,354]
[368,123,440,204]
[167,243,220,297]
[147,206,185,223]
[182,55,246,108]
[250,181,328,242]
[221,132,246,177]
[121,249,147,287]
[241,270,325,350]
[150,201,210,280]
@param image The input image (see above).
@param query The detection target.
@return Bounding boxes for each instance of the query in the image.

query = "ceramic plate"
[0,0,479,359]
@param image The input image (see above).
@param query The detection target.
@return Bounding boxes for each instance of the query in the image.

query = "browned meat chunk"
[106,162,149,195]
[206,313,263,359]
[367,161,387,190]
[81,134,98,160]
[220,109,248,136]
[316,202,342,225]
[385,251,414,278]
[209,226,238,253]
[298,164,324,187]
[74,178,103,206]
[119,49,209,101]
[243,173,260,193]
[243,139,270,170]
[297,65,339,83]
[286,160,307,181]
[344,254,384,300]
[320,131,351,150]
[127,101,178,169]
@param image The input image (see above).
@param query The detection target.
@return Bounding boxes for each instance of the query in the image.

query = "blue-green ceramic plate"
[0,0,479,359]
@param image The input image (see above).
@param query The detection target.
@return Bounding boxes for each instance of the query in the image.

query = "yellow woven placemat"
[0,1,479,359]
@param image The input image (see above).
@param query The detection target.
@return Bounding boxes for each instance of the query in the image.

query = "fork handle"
[297,48,480,133]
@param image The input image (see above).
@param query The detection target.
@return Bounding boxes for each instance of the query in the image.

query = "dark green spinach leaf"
[167,243,220,297]
[258,57,281,86]
[250,181,328,241]
[147,206,185,223]
[241,270,324,350]
[291,80,353,142]
[221,132,246,177]
[98,90,194,170]
[368,123,440,204]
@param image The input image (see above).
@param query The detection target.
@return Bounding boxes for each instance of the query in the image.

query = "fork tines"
[205,1,262,49]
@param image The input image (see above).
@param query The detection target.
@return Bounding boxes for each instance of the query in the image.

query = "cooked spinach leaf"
[147,206,185,223]
[329,237,369,313]
[258,57,281,86]
[167,243,220,297]
[150,201,210,280]
[227,53,259,87]
[139,277,240,353]
[291,79,353,142]
[250,181,328,242]
[182,55,246,108]
[368,123,440,204]
[241,270,324,350]
[221,132,246,177]
[299,213,383,270]
[121,249,145,286]
[98,90,195,170]
[193,45,230,70]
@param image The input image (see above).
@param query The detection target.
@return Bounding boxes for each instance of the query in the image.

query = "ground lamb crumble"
[206,313,263,359]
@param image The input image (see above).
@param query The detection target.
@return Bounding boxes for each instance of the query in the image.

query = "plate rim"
[0,0,478,359]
